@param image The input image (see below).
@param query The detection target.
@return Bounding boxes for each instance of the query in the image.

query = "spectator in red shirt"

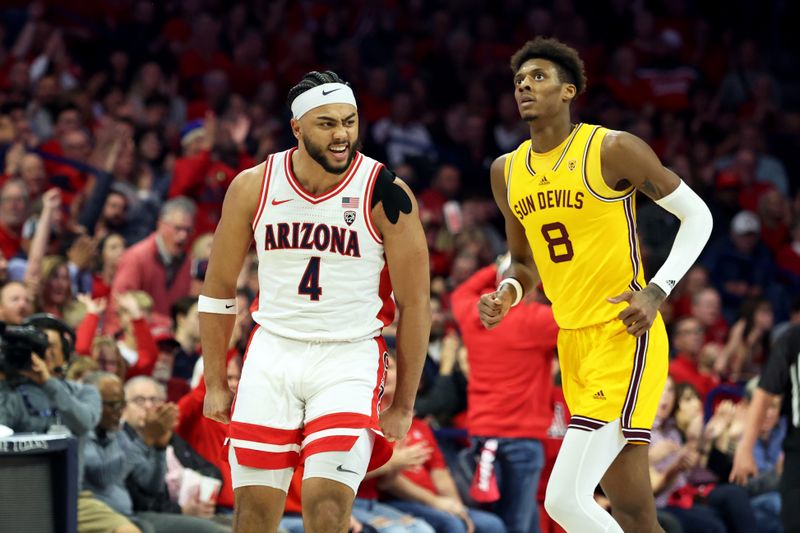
[109,197,196,330]
[691,287,729,345]
[668,317,720,402]
[177,353,242,511]
[168,115,254,237]
[0,179,30,258]
[450,259,558,533]
[382,416,507,533]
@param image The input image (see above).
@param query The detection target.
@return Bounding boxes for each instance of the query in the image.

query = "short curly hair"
[287,70,349,109]
[510,37,587,96]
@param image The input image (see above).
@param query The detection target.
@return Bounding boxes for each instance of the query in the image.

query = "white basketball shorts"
[227,327,392,486]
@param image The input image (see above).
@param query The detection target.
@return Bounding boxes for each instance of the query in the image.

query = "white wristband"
[198,295,237,314]
[498,278,523,307]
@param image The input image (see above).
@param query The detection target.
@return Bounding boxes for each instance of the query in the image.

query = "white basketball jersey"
[250,148,394,342]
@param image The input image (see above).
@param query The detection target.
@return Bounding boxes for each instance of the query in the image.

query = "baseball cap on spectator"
[731,210,760,235]
[180,119,206,147]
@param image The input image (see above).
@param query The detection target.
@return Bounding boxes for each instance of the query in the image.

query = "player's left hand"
[380,405,413,442]
[607,284,665,337]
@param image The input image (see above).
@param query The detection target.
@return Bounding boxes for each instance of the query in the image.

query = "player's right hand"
[203,386,234,424]
[729,445,758,485]
[478,288,512,329]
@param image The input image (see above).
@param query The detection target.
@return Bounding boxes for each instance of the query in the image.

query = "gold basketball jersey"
[505,124,646,329]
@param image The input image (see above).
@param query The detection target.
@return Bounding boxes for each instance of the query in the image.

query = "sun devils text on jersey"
[250,148,394,342]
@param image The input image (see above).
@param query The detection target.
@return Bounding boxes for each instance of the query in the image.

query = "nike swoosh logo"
[225,304,235,309]
[271,198,292,206]
[322,88,342,96]
[336,464,359,475]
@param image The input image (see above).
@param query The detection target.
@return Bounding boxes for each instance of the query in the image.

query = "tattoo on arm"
[643,283,666,303]
[638,179,661,199]
[372,168,412,224]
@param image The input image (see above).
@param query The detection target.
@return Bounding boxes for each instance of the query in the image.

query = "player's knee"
[543,478,576,520]
[304,493,351,527]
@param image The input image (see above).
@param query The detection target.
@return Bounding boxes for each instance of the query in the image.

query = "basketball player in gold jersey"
[479,38,713,532]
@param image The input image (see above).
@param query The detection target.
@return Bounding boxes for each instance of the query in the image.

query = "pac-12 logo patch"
[344,210,357,226]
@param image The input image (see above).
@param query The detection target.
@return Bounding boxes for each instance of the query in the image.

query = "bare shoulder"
[600,130,652,160]
[601,129,679,198]
[490,154,508,180]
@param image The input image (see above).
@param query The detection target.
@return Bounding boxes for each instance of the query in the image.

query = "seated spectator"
[83,372,227,533]
[703,211,775,323]
[723,297,774,383]
[691,287,729,345]
[709,379,784,533]
[381,415,507,533]
[121,376,231,531]
[671,266,710,320]
[650,377,757,533]
[177,353,243,510]
[669,317,721,401]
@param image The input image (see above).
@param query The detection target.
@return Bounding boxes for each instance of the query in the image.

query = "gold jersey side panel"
[506,124,645,329]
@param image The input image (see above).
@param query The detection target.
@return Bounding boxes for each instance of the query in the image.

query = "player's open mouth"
[329,145,349,161]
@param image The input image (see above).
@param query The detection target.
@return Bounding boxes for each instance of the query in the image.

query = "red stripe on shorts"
[229,420,302,445]
[302,435,360,458]
[233,447,300,470]
[304,412,375,436]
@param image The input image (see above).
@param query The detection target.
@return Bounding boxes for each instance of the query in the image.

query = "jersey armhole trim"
[251,154,275,230]
[581,127,634,203]
[364,162,383,244]
[505,150,517,208]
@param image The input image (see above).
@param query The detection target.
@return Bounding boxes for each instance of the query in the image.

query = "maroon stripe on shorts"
[622,331,649,429]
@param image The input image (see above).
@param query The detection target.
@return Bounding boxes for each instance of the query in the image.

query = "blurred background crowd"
[0,0,798,532]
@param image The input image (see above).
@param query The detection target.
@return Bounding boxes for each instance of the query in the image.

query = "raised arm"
[478,155,540,329]
[601,131,713,337]
[372,173,430,441]
[200,163,263,424]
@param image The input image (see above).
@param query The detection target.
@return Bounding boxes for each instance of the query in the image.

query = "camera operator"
[0,314,100,439]
[0,314,140,532]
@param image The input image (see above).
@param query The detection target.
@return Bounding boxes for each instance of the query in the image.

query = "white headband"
[291,83,357,120]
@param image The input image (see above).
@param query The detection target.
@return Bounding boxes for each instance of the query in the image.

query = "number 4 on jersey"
[299,256,322,300]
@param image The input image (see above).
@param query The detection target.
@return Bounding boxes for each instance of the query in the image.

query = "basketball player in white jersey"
[199,71,431,533]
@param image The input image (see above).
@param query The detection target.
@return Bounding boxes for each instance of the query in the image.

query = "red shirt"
[176,377,235,509]
[669,353,719,402]
[451,265,559,439]
[777,244,800,277]
[0,223,21,259]
[703,316,729,345]
[399,418,447,494]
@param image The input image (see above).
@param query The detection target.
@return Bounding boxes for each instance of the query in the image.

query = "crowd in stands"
[0,0,798,531]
